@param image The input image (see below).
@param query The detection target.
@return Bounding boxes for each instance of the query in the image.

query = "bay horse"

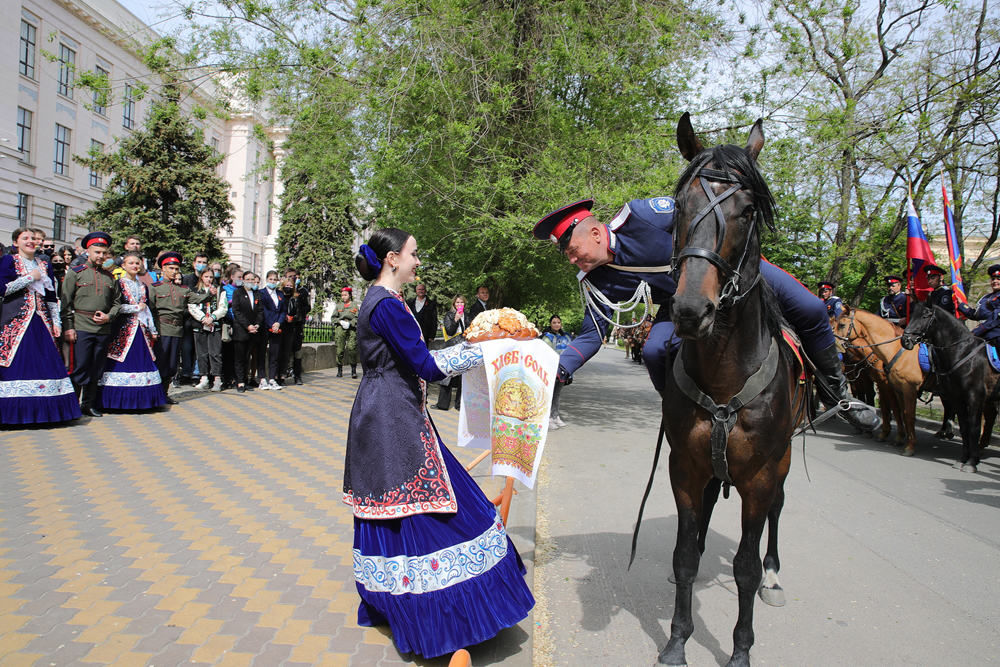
[658,114,807,667]
[832,307,923,453]
[901,301,998,472]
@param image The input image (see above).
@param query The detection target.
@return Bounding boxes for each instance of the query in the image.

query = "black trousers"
[234,337,256,386]
[153,335,181,384]
[257,330,284,381]
[221,340,234,386]
[435,376,462,410]
[70,332,110,403]
[179,326,195,379]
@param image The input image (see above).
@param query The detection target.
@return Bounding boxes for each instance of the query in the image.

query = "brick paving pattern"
[0,370,511,667]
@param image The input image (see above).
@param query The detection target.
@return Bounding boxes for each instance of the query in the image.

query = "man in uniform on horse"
[957,264,1000,348]
[924,264,956,314]
[818,281,844,319]
[532,198,881,431]
[879,275,907,326]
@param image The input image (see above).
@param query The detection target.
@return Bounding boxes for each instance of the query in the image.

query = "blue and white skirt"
[96,331,166,410]
[0,315,80,424]
[354,443,534,658]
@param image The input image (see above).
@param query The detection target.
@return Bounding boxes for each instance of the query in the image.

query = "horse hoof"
[657,641,687,666]
[961,463,978,473]
[758,585,786,607]
[901,448,915,457]
[874,434,887,443]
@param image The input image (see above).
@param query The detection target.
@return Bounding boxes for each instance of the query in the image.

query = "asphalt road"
[539,345,1000,667]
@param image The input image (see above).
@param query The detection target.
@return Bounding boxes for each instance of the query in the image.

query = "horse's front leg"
[961,403,983,473]
[659,458,708,666]
[899,383,918,456]
[759,447,791,607]
[727,476,773,667]
[980,402,996,456]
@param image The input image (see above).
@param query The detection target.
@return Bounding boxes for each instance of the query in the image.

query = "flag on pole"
[942,182,967,316]
[906,197,936,303]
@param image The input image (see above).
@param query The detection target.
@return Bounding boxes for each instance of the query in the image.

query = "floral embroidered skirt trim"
[96,330,166,411]
[0,315,80,424]
[353,442,534,658]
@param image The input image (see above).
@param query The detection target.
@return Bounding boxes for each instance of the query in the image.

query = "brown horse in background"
[833,306,930,455]
[841,331,903,443]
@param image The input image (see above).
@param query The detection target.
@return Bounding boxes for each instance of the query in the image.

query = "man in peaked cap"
[957,264,1000,348]
[879,275,908,325]
[61,231,122,417]
[817,281,844,319]
[148,252,212,404]
[923,264,956,315]
[533,197,882,432]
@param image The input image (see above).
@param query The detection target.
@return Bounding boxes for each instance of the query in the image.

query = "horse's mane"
[852,308,900,339]
[758,277,787,342]
[674,144,776,233]
[927,301,974,339]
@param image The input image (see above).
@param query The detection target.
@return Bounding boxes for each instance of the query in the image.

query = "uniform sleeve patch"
[649,197,675,214]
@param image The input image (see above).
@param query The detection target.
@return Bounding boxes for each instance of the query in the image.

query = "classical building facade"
[1,0,286,275]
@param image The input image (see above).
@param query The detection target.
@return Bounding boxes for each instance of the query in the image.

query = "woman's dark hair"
[59,245,74,261]
[356,228,411,281]
[11,227,32,244]
[121,251,143,264]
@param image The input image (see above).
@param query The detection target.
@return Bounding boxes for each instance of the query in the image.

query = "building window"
[89,140,104,188]
[266,202,272,236]
[54,124,71,175]
[19,20,36,79]
[93,65,109,115]
[17,108,32,162]
[122,84,135,130]
[53,204,68,241]
[58,44,76,98]
[252,202,258,236]
[16,194,29,224]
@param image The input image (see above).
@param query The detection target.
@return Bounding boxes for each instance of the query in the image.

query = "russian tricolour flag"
[942,183,967,315]
[906,197,936,302]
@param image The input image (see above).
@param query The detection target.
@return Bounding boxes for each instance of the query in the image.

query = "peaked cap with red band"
[923,264,946,276]
[159,252,183,266]
[818,281,835,290]
[82,231,113,248]
[341,286,353,294]
[884,275,902,284]
[533,199,596,250]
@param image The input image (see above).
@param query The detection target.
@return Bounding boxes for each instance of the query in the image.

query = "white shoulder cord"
[579,278,652,332]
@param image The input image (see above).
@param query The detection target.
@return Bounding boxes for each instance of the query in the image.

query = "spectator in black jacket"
[406,283,438,343]
[231,271,262,393]
[176,252,209,386]
[258,270,287,390]
[283,267,311,384]
[432,294,469,411]
[467,285,491,322]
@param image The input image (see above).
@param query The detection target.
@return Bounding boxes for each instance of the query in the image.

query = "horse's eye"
[742,206,755,220]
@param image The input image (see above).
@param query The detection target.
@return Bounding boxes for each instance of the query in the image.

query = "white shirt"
[414,296,426,312]
[266,287,279,307]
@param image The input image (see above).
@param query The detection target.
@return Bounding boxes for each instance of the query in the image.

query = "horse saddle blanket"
[987,343,1000,373]
[918,343,942,373]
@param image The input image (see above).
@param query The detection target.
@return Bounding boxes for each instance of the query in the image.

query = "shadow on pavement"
[554,517,746,667]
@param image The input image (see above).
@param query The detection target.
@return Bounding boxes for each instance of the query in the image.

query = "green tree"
[72,88,233,262]
[276,87,359,311]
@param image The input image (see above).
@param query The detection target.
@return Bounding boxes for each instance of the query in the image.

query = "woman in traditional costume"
[95,252,166,410]
[345,229,534,663]
[0,228,81,424]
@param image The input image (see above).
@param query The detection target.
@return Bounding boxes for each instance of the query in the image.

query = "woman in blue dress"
[542,315,573,429]
[96,252,167,410]
[345,228,534,662]
[0,227,80,424]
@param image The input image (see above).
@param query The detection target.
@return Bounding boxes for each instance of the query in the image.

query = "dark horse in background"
[901,301,998,472]
[657,114,807,667]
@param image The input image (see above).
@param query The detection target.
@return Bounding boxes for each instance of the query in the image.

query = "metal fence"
[302,322,339,343]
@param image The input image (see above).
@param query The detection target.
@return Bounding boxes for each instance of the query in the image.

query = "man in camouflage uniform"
[334,286,359,378]
[149,252,211,404]
[61,232,122,417]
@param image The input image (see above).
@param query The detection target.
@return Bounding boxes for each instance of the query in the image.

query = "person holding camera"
[432,294,469,411]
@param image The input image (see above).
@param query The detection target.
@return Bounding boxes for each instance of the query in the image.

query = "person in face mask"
[220,265,244,390]
[283,267,310,385]
[50,253,67,285]
[177,252,210,387]
[257,270,288,390]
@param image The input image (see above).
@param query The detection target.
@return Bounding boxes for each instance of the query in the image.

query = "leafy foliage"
[72,90,233,263]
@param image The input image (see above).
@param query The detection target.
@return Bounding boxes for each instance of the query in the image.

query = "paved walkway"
[0,371,534,667]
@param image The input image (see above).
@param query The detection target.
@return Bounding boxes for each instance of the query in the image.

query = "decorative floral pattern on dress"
[0,255,54,366]
[0,377,74,398]
[344,426,457,519]
[431,342,484,377]
[354,513,508,595]
[107,278,155,362]
[99,370,162,388]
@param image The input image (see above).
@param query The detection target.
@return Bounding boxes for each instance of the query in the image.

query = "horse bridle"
[673,167,762,309]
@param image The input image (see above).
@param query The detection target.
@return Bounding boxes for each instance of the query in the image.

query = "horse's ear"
[677,112,704,162]
[745,118,765,161]
[842,303,851,316]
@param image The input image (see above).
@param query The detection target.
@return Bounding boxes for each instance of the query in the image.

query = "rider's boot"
[813,344,882,432]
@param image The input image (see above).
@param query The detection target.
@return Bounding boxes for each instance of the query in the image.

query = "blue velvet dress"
[95,277,167,410]
[347,287,534,659]
[0,254,81,424]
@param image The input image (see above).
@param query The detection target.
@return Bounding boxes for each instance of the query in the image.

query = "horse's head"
[901,301,934,350]
[832,304,856,354]
[671,113,775,339]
